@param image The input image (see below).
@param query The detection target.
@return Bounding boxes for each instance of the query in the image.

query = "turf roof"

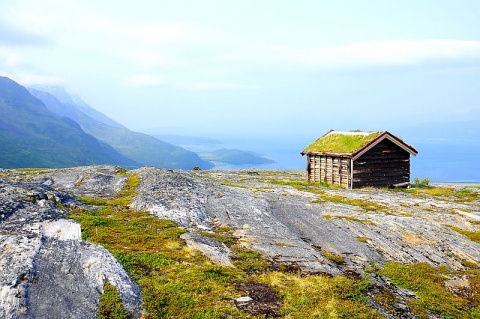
[302,131,381,154]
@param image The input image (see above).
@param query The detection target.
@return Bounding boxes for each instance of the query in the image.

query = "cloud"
[178,81,247,91]
[3,0,480,95]
[0,20,51,46]
[221,40,480,70]
[122,74,167,87]
[0,48,62,85]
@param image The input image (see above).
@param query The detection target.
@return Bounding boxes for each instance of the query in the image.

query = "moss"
[302,132,380,154]
[97,282,130,319]
[115,168,129,175]
[449,226,480,243]
[407,186,480,203]
[231,247,272,274]
[200,226,236,247]
[461,259,479,269]
[323,214,376,225]
[357,237,369,243]
[315,194,387,212]
[255,272,381,318]
[267,178,388,213]
[218,179,246,188]
[323,251,346,264]
[379,262,479,318]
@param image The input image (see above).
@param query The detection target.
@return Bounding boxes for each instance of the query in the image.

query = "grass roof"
[303,131,381,154]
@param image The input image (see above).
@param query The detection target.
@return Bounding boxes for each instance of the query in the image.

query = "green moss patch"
[97,282,130,319]
[302,132,380,154]
[380,262,480,318]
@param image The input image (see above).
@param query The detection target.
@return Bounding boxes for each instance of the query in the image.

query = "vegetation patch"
[407,186,480,203]
[302,132,380,154]
[267,178,388,212]
[314,194,387,212]
[231,246,272,274]
[412,177,430,188]
[97,282,130,319]
[322,251,346,264]
[357,237,369,243]
[449,226,480,243]
[217,178,246,188]
[255,272,380,318]
[379,262,480,318]
[322,214,376,225]
[67,172,386,318]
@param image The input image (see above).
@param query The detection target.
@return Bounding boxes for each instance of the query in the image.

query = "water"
[195,136,480,183]
[410,140,480,183]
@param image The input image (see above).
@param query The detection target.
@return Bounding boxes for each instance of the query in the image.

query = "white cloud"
[123,74,167,87]
[0,20,50,46]
[221,40,480,70]
[0,48,62,86]
[3,0,480,97]
[178,81,247,91]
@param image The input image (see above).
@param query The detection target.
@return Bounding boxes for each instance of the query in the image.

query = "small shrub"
[413,177,430,187]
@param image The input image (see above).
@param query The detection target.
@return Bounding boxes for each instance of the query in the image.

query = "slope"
[29,88,213,170]
[0,76,138,168]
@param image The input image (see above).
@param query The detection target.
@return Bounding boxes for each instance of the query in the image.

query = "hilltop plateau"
[1,166,479,318]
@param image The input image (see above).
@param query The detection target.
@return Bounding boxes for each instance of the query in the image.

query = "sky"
[1,0,480,139]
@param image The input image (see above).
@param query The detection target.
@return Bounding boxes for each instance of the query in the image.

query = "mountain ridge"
[0,76,138,168]
[26,81,213,169]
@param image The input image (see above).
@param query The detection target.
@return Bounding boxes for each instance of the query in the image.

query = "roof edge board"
[352,133,418,161]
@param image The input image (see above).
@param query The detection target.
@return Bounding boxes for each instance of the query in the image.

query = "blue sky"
[1,0,480,138]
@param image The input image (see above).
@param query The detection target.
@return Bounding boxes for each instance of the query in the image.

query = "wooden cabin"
[301,130,418,188]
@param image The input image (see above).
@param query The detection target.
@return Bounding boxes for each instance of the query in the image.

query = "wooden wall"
[307,154,351,188]
[352,139,410,188]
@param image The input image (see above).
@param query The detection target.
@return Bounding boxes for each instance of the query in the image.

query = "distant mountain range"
[0,76,212,169]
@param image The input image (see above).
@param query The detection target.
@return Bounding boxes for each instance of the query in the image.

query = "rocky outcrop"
[130,167,480,274]
[0,177,142,319]
[1,165,479,318]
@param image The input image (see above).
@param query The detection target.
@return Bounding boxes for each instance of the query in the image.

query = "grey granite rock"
[0,178,142,319]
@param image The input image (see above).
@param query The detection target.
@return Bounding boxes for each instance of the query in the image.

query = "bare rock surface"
[131,167,480,274]
[24,165,128,199]
[0,177,141,319]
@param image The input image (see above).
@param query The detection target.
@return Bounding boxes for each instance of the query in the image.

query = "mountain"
[151,134,222,146]
[31,85,126,129]
[29,87,213,170]
[0,76,139,168]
